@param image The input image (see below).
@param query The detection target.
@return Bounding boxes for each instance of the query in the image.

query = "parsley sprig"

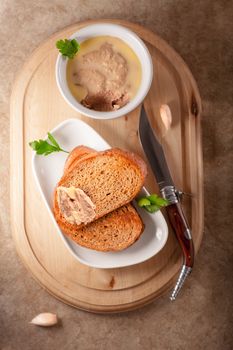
[56,38,80,59]
[137,194,169,213]
[29,133,69,156]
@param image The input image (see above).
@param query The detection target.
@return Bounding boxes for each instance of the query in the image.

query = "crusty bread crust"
[63,146,97,173]
[53,146,146,251]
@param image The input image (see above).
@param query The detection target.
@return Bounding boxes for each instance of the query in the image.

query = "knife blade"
[139,105,174,190]
[139,105,195,301]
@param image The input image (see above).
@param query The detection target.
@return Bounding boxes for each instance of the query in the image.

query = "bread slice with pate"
[53,146,147,251]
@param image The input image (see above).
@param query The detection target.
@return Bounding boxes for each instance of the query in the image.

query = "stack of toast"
[53,146,147,251]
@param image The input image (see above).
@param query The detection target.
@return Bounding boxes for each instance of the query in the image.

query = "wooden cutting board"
[10,19,203,312]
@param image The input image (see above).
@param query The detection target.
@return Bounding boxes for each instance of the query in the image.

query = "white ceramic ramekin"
[56,23,153,120]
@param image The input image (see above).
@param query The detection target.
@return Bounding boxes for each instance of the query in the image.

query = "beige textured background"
[1,1,233,349]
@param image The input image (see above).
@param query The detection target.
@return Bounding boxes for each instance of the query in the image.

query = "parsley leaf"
[56,38,80,59]
[29,133,69,156]
[47,132,59,148]
[137,197,151,207]
[144,204,160,213]
[137,193,169,213]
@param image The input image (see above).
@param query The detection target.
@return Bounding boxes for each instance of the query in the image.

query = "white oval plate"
[32,119,168,269]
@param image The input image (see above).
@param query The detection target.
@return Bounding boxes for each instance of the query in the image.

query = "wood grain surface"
[10,19,203,313]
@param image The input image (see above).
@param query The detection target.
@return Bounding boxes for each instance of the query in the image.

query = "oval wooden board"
[10,19,203,313]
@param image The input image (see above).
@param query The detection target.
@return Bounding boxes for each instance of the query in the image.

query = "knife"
[139,105,194,301]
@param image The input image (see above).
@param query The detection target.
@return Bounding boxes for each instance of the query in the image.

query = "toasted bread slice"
[56,203,143,251]
[54,147,147,230]
[53,146,145,251]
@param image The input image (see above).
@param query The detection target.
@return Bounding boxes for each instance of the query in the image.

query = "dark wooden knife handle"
[166,203,194,267]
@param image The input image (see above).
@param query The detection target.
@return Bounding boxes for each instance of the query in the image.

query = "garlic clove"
[160,104,172,131]
[30,313,58,327]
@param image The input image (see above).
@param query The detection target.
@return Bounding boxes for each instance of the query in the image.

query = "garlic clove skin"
[160,104,172,131]
[30,313,58,327]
